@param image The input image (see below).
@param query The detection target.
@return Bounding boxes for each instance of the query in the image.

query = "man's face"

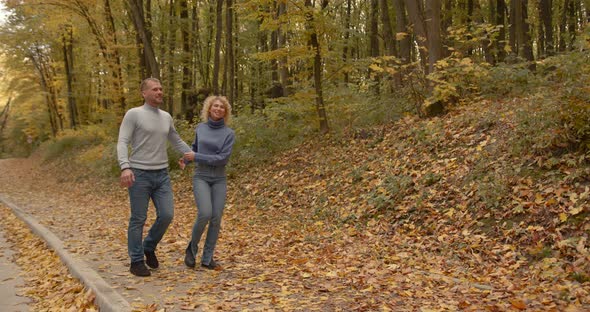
[142,80,163,107]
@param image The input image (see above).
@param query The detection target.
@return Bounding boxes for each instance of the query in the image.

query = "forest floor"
[0,96,589,311]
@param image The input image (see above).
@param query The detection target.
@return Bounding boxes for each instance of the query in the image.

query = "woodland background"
[0,0,587,164]
[0,0,590,310]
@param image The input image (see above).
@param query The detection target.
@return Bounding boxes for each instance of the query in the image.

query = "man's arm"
[117,111,135,187]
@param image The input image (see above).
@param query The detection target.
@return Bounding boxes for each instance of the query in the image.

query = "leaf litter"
[0,204,98,311]
[0,98,588,311]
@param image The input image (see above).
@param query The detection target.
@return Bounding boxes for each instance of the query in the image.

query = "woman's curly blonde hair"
[200,95,232,124]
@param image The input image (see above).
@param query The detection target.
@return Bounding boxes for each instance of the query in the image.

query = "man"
[117,78,191,276]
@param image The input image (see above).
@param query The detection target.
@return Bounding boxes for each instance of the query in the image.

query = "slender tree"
[0,98,10,140]
[277,0,289,95]
[126,0,160,79]
[164,0,177,115]
[226,0,235,104]
[343,0,352,83]
[404,0,429,72]
[538,0,554,57]
[305,0,330,134]
[426,0,443,74]
[212,0,223,94]
[369,0,380,94]
[394,0,411,64]
[62,24,78,129]
[29,45,63,137]
[180,0,194,120]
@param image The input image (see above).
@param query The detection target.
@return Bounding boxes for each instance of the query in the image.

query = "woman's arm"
[194,131,235,166]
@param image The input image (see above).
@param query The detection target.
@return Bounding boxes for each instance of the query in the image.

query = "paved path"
[0,229,31,312]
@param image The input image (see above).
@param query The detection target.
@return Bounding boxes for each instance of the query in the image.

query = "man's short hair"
[140,78,161,91]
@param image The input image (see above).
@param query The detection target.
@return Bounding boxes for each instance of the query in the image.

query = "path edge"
[0,195,131,312]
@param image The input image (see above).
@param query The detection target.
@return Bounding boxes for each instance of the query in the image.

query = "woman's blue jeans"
[188,175,227,266]
[127,168,174,263]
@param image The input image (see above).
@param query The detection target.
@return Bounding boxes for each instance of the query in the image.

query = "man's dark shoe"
[201,259,219,270]
[130,261,151,277]
[184,242,195,268]
[144,250,159,269]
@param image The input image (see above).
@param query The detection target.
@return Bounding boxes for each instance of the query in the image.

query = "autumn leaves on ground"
[0,97,589,311]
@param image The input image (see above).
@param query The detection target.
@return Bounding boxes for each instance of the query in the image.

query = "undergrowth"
[30,31,590,192]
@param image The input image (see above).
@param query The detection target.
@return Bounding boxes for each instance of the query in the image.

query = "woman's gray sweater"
[191,118,235,177]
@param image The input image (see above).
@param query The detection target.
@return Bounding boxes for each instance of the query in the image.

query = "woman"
[180,95,235,270]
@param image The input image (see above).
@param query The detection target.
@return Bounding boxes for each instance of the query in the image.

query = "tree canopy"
[0,0,588,153]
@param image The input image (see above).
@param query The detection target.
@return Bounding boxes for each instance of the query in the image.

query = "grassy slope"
[224,95,589,309]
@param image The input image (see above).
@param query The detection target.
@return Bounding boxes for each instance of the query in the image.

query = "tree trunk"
[254,18,268,111]
[271,2,279,84]
[166,0,177,115]
[379,0,396,55]
[369,0,380,94]
[30,48,63,137]
[203,1,215,88]
[426,0,442,74]
[127,0,160,79]
[56,0,127,111]
[380,0,396,91]
[226,0,235,104]
[305,0,329,134]
[471,0,493,63]
[496,0,507,61]
[103,0,126,111]
[514,0,534,62]
[522,0,534,63]
[180,0,194,120]
[442,0,453,57]
[343,0,352,83]
[509,0,516,55]
[62,24,78,129]
[0,98,10,143]
[277,1,289,95]
[539,0,553,56]
[370,0,380,57]
[212,0,223,94]
[394,0,411,63]
[233,11,240,106]
[559,0,568,51]
[567,0,577,49]
[404,0,429,72]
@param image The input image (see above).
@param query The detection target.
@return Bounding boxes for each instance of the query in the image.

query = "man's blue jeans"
[188,175,227,266]
[128,168,174,263]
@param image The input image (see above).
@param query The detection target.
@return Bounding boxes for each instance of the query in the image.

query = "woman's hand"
[183,151,195,162]
[178,157,186,170]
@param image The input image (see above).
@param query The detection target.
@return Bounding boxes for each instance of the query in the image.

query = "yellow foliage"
[77,144,106,164]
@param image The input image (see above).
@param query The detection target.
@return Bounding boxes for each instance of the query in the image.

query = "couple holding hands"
[117,78,235,277]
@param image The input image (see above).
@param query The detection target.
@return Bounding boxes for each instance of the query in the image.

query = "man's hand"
[183,151,195,162]
[178,157,186,170]
[120,169,135,188]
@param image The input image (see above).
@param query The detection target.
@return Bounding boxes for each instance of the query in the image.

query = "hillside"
[0,95,588,311]
[222,96,590,310]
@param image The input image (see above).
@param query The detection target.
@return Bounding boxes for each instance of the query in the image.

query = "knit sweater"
[117,104,191,170]
[192,118,235,177]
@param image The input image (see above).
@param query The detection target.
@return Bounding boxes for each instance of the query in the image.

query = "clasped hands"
[178,151,195,170]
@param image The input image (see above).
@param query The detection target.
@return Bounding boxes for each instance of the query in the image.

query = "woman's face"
[209,100,226,121]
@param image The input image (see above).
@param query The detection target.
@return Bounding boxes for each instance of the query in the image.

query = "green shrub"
[561,97,590,152]
[508,95,563,156]
[229,95,315,170]
[42,125,112,161]
[478,62,540,98]
[427,56,491,108]
[325,84,410,131]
